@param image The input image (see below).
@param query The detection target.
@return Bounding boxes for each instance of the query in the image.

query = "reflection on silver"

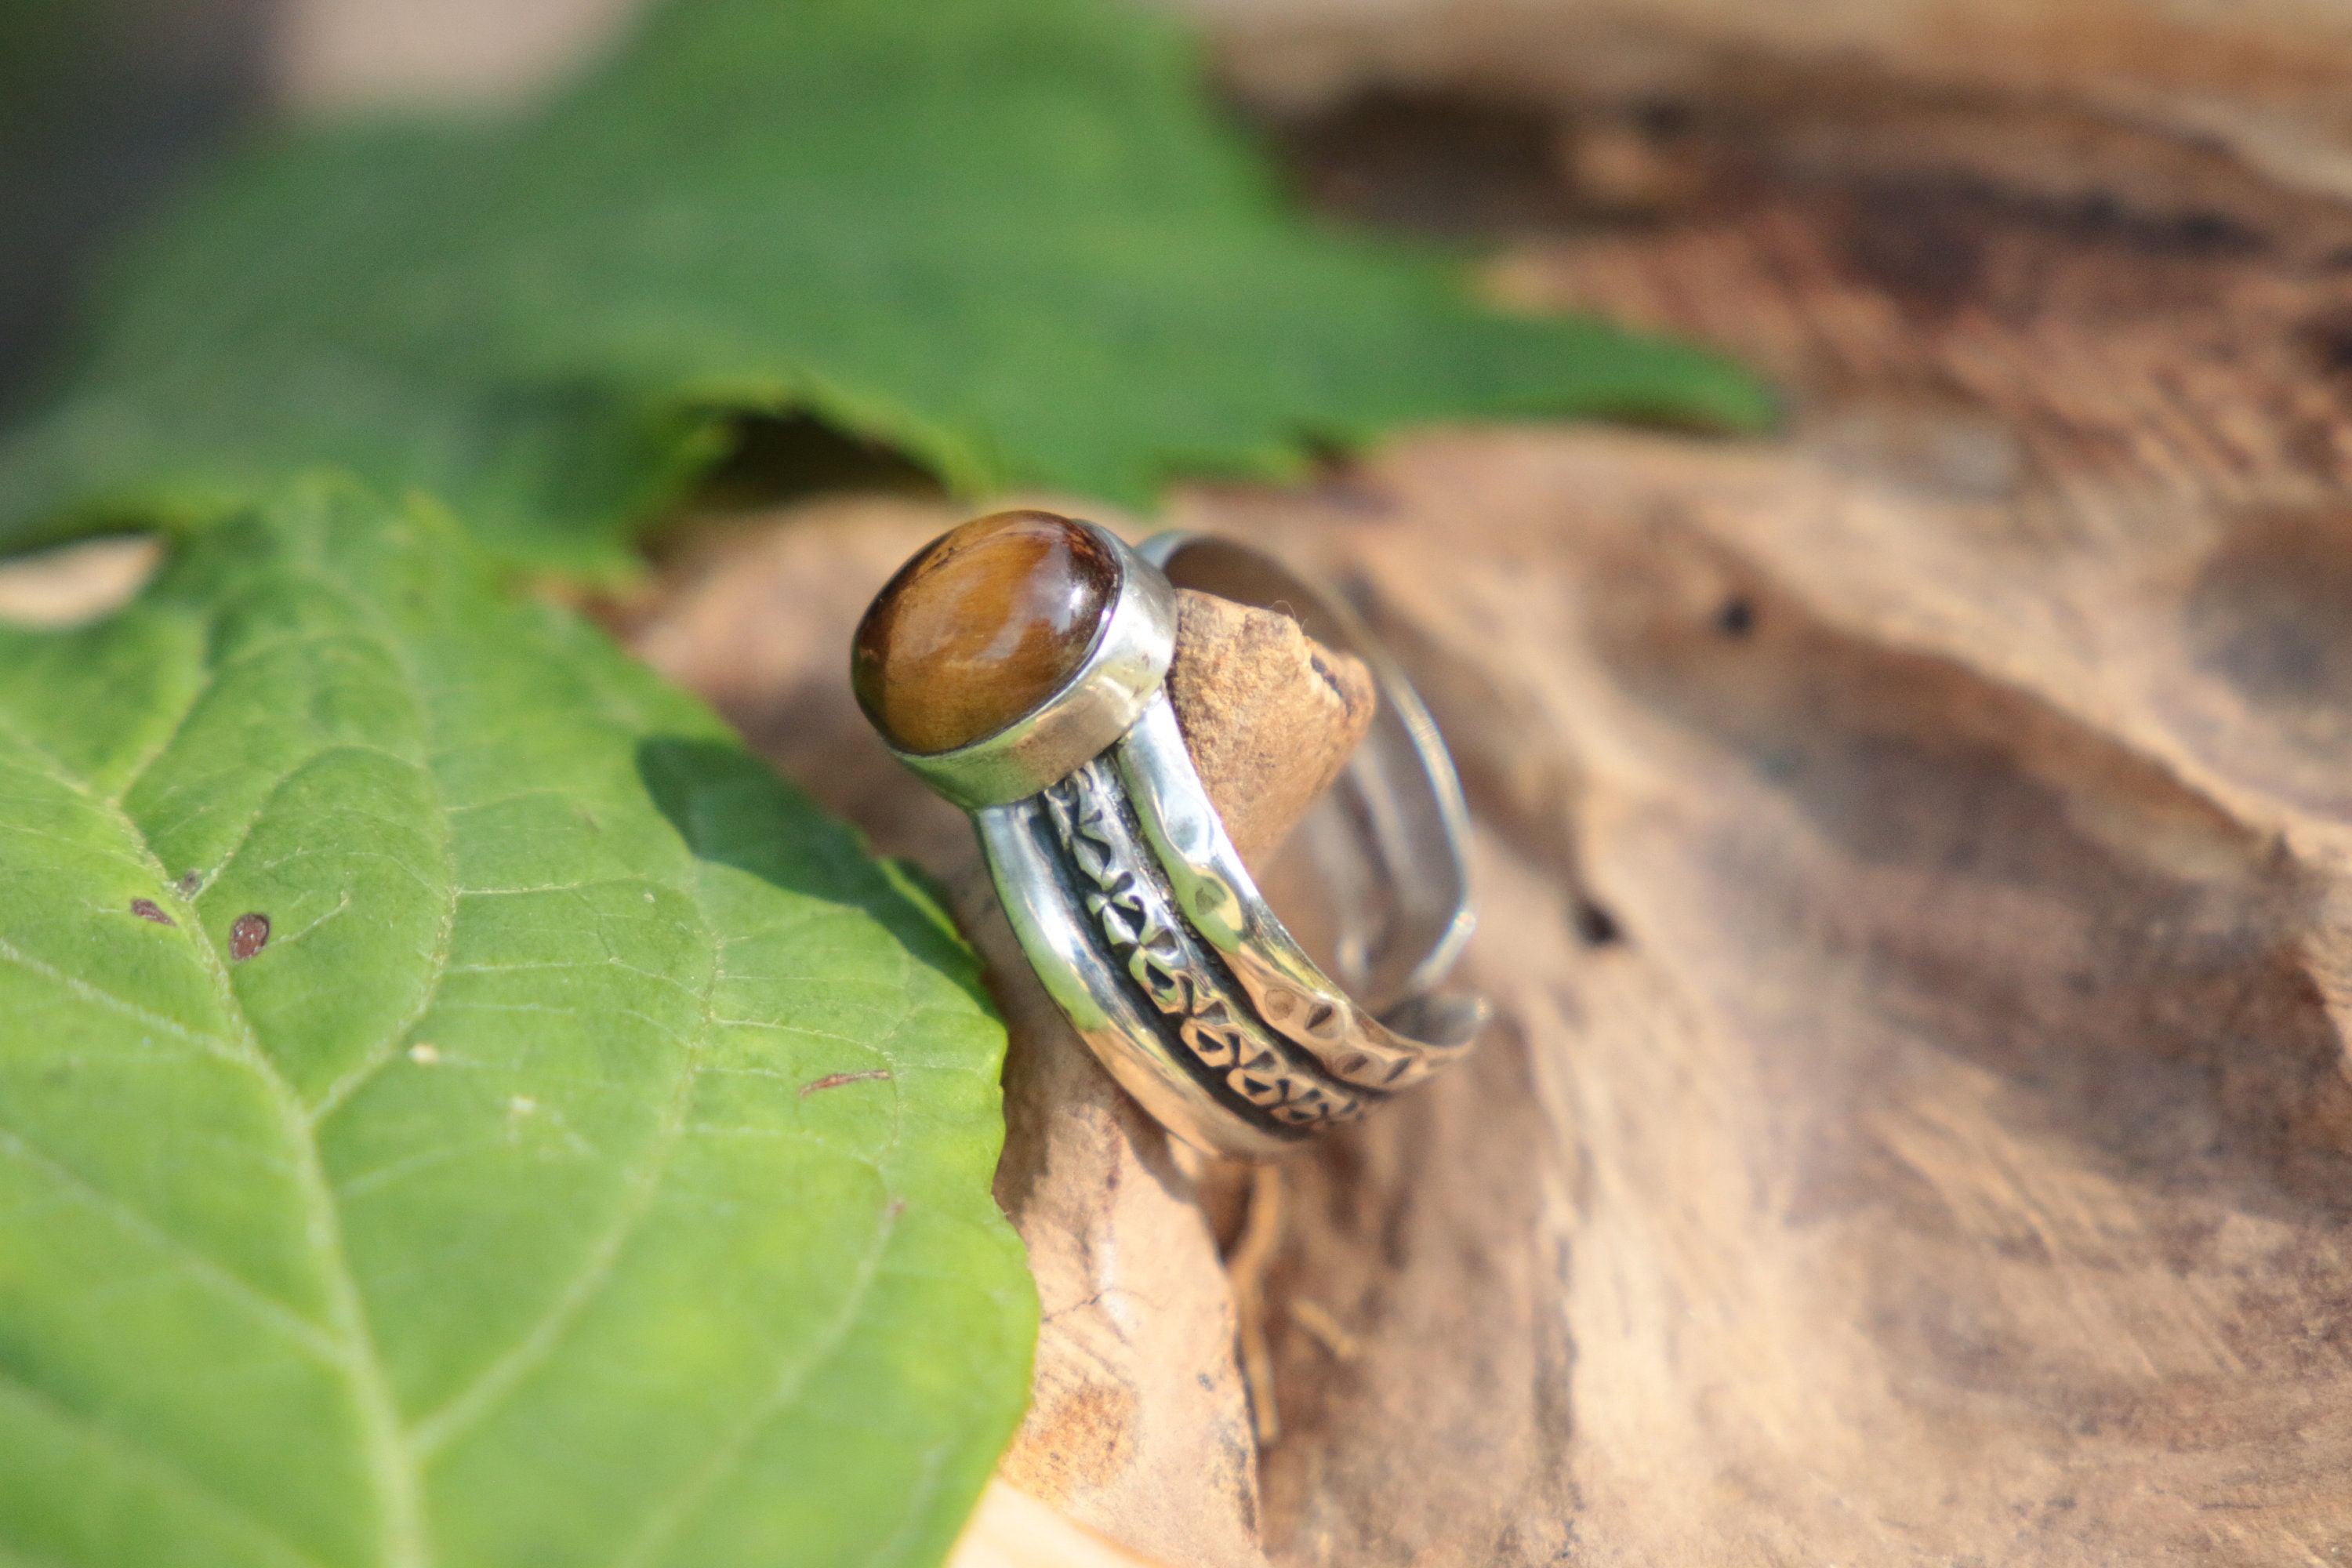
[1117,697,1477,1092]
[1133,532,1479,1011]
[879,522,1486,1157]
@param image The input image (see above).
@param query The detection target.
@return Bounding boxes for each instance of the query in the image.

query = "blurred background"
[13,0,2352,423]
[0,0,268,415]
[0,0,636,414]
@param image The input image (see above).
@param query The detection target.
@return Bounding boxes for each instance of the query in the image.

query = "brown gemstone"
[852,510,1119,755]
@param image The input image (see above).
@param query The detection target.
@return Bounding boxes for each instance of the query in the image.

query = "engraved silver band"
[978,738,1374,1158]
[895,525,1484,1156]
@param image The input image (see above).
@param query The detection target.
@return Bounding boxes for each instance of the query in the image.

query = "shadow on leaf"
[636,733,997,1016]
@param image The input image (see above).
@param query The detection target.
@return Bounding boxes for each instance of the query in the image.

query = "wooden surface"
[624,48,2352,1564]
[1166,588,1376,872]
[1203,0,2352,205]
[948,1482,1165,1568]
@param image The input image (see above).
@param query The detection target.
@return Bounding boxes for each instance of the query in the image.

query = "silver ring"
[853,511,1486,1156]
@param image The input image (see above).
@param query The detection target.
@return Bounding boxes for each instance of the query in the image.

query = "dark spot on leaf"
[1715,596,1757,637]
[129,898,174,927]
[229,913,270,960]
[800,1068,891,1097]
[174,871,202,897]
[1573,897,1623,947]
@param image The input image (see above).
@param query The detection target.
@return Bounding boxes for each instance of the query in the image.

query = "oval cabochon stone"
[852,509,1120,754]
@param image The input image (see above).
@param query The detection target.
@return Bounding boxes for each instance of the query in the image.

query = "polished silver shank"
[886,521,1177,809]
[1115,695,1475,1091]
[1134,532,1479,1011]
[978,795,1301,1158]
[979,777,1358,1157]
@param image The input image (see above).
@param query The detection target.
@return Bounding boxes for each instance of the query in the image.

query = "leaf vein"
[0,1128,346,1366]
[406,894,719,1461]
[0,1365,332,1568]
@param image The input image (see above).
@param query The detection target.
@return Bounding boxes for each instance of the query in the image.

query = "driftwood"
[627,31,2352,1566]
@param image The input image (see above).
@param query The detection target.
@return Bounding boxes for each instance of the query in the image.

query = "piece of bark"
[1168,588,1377,873]
[630,499,1374,1568]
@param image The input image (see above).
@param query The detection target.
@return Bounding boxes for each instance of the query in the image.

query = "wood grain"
[1203,0,2352,203]
[1173,428,2352,1563]
[1204,57,2352,1560]
[630,51,2352,1563]
[1167,588,1376,873]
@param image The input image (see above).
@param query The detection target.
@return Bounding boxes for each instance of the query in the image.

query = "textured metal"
[978,797,1309,1160]
[1044,760,1369,1128]
[1115,696,1479,1091]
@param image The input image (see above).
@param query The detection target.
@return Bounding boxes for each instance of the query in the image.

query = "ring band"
[853,512,1484,1156]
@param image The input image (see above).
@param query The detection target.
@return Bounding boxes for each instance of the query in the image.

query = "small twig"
[1227,1160,1285,1446]
[1288,1297,1360,1363]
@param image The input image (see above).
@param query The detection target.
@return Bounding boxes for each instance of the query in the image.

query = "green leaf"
[0,476,1036,1566]
[0,0,1770,573]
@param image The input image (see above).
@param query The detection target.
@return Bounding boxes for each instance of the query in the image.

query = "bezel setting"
[878,521,1178,809]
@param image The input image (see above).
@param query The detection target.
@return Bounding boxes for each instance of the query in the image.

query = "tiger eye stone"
[852,509,1120,754]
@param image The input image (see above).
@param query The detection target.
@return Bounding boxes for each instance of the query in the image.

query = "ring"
[852,510,1486,1157]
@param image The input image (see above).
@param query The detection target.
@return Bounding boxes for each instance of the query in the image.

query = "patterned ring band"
[851,510,1486,1157]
